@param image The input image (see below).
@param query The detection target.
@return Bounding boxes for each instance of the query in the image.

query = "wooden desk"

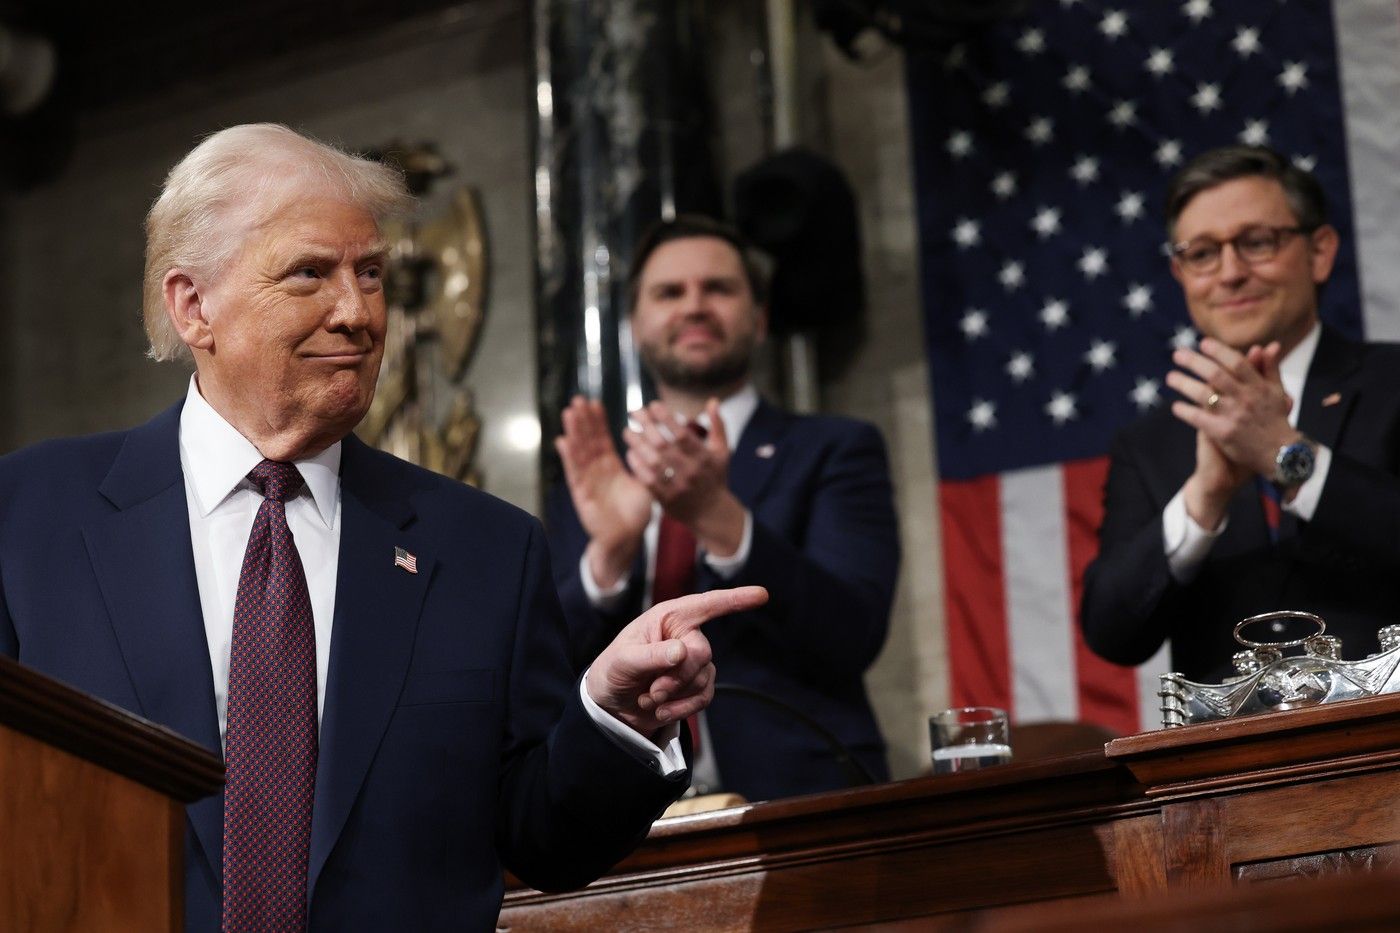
[500,693,1400,931]
[0,655,223,932]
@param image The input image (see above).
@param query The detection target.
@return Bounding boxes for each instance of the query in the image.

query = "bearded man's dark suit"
[1081,326,1400,682]
[547,398,899,801]
[0,401,686,932]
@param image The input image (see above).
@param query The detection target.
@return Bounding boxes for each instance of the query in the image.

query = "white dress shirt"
[1164,322,1334,581]
[180,376,682,773]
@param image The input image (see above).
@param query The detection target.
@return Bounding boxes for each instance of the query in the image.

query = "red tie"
[1257,477,1281,542]
[223,460,317,932]
[652,422,707,755]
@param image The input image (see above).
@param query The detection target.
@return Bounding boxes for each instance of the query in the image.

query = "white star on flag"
[1078,247,1109,279]
[1191,83,1223,115]
[1155,139,1184,168]
[1171,326,1199,350]
[1017,29,1046,55]
[960,308,990,339]
[1006,351,1035,383]
[1085,339,1117,372]
[1233,27,1261,58]
[1182,0,1212,24]
[1026,117,1055,145]
[1123,284,1153,316]
[1039,298,1070,330]
[1240,119,1270,146]
[1071,155,1100,184]
[1108,100,1138,129]
[1031,206,1062,238]
[1294,154,1317,173]
[952,217,981,248]
[967,399,997,432]
[1278,62,1309,95]
[947,130,974,159]
[999,261,1026,291]
[1115,191,1145,223]
[1131,378,1162,410]
[1099,10,1128,39]
[1145,48,1174,77]
[1063,65,1091,94]
[1045,391,1079,425]
[982,82,1011,108]
[990,172,1018,199]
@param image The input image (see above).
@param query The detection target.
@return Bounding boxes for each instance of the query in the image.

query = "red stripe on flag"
[1062,456,1140,736]
[940,477,1013,714]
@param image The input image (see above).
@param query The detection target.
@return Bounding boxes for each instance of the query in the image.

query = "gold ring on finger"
[1206,392,1222,411]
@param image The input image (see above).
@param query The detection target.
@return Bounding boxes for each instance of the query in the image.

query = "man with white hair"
[0,124,765,931]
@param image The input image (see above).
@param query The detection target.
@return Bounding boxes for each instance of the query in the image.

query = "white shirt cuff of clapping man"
[1162,487,1226,584]
[580,508,755,609]
[579,674,687,775]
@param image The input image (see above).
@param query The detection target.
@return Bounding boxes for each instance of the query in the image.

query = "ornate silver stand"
[1159,611,1400,727]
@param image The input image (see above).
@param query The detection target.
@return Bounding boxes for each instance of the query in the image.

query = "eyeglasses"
[1170,225,1314,275]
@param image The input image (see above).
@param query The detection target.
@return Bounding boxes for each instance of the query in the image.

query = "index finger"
[655,586,769,638]
[1197,336,1256,381]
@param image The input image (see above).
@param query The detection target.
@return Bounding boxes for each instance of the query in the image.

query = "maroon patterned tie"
[223,460,317,932]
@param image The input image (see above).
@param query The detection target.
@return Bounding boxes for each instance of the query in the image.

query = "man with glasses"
[1081,145,1400,683]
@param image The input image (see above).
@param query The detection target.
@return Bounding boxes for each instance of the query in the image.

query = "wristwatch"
[1272,436,1317,490]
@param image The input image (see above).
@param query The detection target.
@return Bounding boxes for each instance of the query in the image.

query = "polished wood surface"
[500,694,1400,931]
[0,654,223,802]
[0,655,224,932]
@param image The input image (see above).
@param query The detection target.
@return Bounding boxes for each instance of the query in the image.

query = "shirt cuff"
[1281,443,1331,522]
[1163,486,1227,583]
[702,509,752,580]
[579,551,631,612]
[579,670,687,776]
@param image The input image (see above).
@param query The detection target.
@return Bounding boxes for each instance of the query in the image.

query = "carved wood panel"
[1236,843,1400,884]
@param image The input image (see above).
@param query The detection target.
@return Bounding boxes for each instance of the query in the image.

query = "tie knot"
[248,459,304,502]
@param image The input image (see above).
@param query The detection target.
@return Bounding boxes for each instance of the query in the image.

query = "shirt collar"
[695,383,760,451]
[178,374,341,527]
[1279,321,1321,426]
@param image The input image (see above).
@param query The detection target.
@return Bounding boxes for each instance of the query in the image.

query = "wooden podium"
[0,655,223,932]
[501,693,1400,930]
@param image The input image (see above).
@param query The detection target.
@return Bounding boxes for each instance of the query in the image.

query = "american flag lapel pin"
[394,546,419,574]
[755,443,776,459]
[1321,392,1342,407]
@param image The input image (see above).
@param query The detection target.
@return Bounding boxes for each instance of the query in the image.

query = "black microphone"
[712,682,879,788]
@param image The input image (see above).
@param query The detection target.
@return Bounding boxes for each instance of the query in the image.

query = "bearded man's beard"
[640,330,756,393]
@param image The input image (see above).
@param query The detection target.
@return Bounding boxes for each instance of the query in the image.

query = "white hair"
[142,123,414,362]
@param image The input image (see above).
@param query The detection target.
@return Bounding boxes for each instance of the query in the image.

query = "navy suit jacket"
[1081,327,1400,682]
[547,399,899,801]
[0,402,686,931]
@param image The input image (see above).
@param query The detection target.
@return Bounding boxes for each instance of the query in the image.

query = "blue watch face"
[1277,442,1315,486]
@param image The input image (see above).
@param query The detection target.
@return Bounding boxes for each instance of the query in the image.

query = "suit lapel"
[728,400,788,508]
[308,436,432,899]
[81,402,224,880]
[1281,327,1363,540]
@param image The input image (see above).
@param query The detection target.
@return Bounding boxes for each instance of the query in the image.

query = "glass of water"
[930,706,1012,774]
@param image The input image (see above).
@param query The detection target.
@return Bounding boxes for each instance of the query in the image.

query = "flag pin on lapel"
[755,443,776,459]
[1322,392,1342,407]
[394,546,419,574]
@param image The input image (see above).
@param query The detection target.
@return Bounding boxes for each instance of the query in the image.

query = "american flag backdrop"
[905,1,1400,734]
